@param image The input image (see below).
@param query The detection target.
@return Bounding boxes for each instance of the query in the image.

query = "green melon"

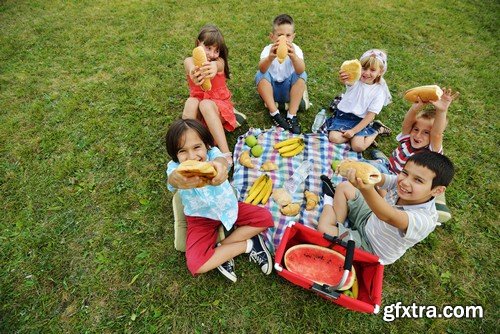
[284,244,356,291]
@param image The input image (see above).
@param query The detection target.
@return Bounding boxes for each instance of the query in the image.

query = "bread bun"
[404,85,443,103]
[192,46,212,91]
[276,36,288,64]
[177,160,217,187]
[337,160,382,185]
[340,59,362,85]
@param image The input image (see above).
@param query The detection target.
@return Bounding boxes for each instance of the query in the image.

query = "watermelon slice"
[284,244,356,291]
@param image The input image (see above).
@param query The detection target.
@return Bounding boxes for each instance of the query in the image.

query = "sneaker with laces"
[217,258,237,282]
[372,120,392,137]
[270,113,291,131]
[369,149,389,162]
[249,235,272,275]
[320,175,336,198]
[287,116,302,134]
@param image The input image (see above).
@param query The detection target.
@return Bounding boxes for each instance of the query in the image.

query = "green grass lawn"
[1,0,498,332]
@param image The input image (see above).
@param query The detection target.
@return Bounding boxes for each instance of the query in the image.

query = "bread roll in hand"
[192,46,212,91]
[177,160,217,187]
[404,85,443,103]
[337,160,382,185]
[340,59,362,85]
[276,35,288,64]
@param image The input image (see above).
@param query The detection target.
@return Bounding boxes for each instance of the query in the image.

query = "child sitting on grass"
[165,119,273,282]
[325,49,392,152]
[255,14,307,134]
[319,151,454,265]
[369,87,459,222]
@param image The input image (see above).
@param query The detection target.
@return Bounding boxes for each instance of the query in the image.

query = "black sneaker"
[270,113,291,131]
[372,120,392,137]
[320,175,336,198]
[217,258,237,282]
[249,235,272,275]
[369,149,389,161]
[287,116,302,134]
[329,95,342,112]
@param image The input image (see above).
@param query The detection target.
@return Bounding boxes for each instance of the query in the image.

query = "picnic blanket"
[231,127,361,254]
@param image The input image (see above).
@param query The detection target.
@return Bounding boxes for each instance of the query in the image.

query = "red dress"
[188,72,237,131]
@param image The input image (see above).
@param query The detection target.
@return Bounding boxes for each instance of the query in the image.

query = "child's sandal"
[221,152,233,167]
[372,120,392,137]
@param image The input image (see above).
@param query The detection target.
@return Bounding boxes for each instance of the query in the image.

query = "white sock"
[245,239,253,253]
[270,110,279,116]
[323,195,334,206]
[287,112,295,119]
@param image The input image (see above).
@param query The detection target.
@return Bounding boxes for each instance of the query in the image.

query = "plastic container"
[283,160,313,194]
[312,109,327,133]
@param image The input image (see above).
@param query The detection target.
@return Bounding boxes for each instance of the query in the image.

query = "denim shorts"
[255,71,307,103]
[326,109,377,137]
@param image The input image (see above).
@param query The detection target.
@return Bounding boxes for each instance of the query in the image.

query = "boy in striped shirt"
[371,87,458,222]
[318,151,454,265]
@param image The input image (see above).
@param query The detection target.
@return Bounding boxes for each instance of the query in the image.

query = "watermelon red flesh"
[284,244,356,291]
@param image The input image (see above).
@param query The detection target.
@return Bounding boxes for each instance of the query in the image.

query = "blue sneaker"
[249,235,273,275]
[217,258,237,283]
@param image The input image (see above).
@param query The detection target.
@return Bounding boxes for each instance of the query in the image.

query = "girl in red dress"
[183,24,236,165]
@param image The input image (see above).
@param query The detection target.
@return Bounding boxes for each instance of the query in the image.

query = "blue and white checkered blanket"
[231,127,361,253]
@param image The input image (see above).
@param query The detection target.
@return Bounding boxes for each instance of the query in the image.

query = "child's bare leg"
[198,100,230,154]
[333,181,357,221]
[318,204,339,236]
[328,130,349,144]
[288,78,305,116]
[196,241,247,273]
[183,97,200,119]
[219,225,266,245]
[350,133,378,152]
[257,79,277,114]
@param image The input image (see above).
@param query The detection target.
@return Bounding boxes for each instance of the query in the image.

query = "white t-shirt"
[259,43,304,83]
[364,174,439,265]
[337,80,386,118]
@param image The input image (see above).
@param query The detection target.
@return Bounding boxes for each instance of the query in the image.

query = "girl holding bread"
[183,24,237,166]
[326,49,392,152]
[165,119,274,282]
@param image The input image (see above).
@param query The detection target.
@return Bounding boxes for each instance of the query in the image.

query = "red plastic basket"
[274,222,384,314]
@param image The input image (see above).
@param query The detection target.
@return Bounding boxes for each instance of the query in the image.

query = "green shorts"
[338,190,374,253]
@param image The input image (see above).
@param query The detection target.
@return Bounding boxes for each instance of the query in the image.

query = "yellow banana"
[352,278,359,299]
[244,174,267,203]
[278,141,301,154]
[245,175,268,203]
[252,177,271,205]
[273,137,303,149]
[280,144,305,157]
[260,178,273,204]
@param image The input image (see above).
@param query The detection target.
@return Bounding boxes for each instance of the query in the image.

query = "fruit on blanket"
[280,143,305,157]
[331,160,341,171]
[337,160,382,185]
[251,144,264,157]
[284,244,356,290]
[280,202,301,216]
[340,59,362,85]
[273,136,303,149]
[304,190,319,210]
[245,174,268,203]
[278,141,301,154]
[252,176,273,205]
[245,135,258,147]
[192,46,211,91]
[404,85,443,103]
[239,150,255,169]
[272,188,292,207]
[276,35,288,64]
[260,160,278,171]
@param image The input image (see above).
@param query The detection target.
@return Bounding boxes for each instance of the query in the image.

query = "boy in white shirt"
[255,14,307,134]
[318,151,454,265]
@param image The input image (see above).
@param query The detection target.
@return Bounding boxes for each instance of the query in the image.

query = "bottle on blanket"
[312,109,327,133]
[284,160,313,194]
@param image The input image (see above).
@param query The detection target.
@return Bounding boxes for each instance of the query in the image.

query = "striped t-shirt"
[364,174,439,265]
[389,133,442,174]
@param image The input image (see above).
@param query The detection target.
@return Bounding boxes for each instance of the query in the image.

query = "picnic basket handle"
[344,239,355,271]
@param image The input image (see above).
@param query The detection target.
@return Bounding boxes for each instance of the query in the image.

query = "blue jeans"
[255,71,307,103]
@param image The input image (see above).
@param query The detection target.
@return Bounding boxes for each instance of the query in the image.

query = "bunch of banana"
[274,137,305,158]
[244,174,273,205]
